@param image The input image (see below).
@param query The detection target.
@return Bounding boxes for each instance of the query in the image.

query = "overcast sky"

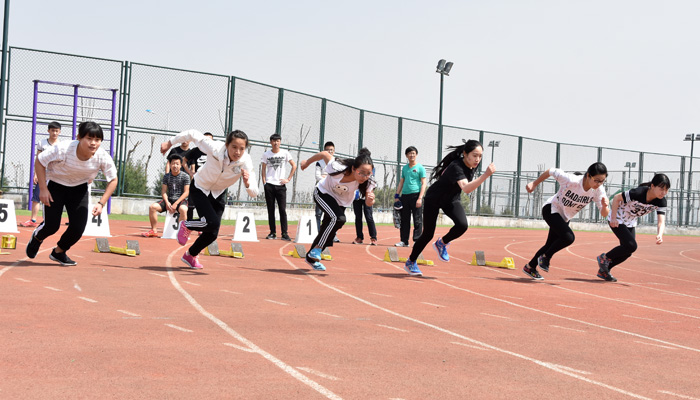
[6,0,700,157]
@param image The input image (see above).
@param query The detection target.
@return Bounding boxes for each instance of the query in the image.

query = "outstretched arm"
[300,151,333,171]
[526,169,551,193]
[458,163,496,194]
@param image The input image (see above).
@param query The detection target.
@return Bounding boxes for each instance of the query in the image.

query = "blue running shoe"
[433,237,450,262]
[305,257,326,271]
[307,247,322,262]
[403,259,422,276]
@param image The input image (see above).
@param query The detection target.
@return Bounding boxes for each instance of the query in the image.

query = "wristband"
[97,201,104,206]
[394,193,400,199]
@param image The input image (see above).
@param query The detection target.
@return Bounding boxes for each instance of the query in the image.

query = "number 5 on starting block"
[0,199,19,233]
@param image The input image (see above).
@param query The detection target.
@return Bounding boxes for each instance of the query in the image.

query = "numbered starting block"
[93,238,140,257]
[383,247,434,266]
[470,251,515,269]
[288,244,332,260]
[2,234,16,249]
[203,242,244,258]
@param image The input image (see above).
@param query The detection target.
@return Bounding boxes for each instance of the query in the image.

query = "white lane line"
[550,325,586,333]
[317,312,343,318]
[421,302,445,308]
[117,310,141,317]
[376,324,409,333]
[149,272,167,278]
[481,313,512,320]
[500,295,523,300]
[265,299,288,306]
[623,315,655,321]
[167,249,342,400]
[286,276,304,281]
[44,286,62,291]
[183,281,201,286]
[165,323,193,333]
[556,304,580,309]
[678,306,700,311]
[296,367,341,381]
[547,363,591,375]
[451,341,490,351]
[658,390,700,400]
[14,277,31,282]
[634,341,678,350]
[78,297,98,303]
[220,289,241,295]
[223,342,256,353]
[370,292,393,297]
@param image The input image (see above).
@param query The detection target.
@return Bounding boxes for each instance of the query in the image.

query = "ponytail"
[430,139,482,182]
[330,147,375,197]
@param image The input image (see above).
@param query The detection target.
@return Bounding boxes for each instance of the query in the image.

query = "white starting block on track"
[294,215,317,244]
[0,199,19,233]
[161,212,181,240]
[233,212,259,242]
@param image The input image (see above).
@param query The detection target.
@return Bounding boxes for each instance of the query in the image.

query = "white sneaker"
[395,241,408,247]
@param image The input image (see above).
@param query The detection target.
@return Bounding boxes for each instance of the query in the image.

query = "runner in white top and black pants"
[300,148,376,272]
[596,173,669,282]
[523,163,610,280]
[161,129,258,270]
[26,121,118,266]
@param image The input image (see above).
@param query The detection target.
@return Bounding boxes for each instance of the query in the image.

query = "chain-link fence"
[3,47,699,227]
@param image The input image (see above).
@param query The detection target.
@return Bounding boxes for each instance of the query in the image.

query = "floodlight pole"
[438,73,444,163]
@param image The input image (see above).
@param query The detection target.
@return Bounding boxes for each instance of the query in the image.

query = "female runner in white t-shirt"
[523,162,610,280]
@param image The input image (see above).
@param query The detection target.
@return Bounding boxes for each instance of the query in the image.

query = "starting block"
[287,245,332,260]
[470,251,515,269]
[2,234,17,249]
[93,238,140,257]
[203,242,244,258]
[383,248,434,266]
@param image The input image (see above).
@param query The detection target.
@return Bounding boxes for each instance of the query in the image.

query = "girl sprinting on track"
[299,148,376,271]
[404,140,496,277]
[596,173,669,282]
[523,162,610,280]
[26,121,118,266]
[161,130,258,269]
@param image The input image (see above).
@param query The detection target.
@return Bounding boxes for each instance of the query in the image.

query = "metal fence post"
[319,98,326,151]
[679,156,685,225]
[396,117,403,181]
[226,76,235,133]
[275,88,283,135]
[358,109,364,149]
[476,131,484,215]
[515,136,523,217]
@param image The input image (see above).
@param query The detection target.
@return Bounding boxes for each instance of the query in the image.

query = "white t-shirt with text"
[261,149,293,185]
[545,168,606,222]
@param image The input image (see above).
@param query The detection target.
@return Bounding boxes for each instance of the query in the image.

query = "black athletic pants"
[184,184,226,256]
[528,204,575,267]
[399,192,423,244]
[310,188,346,251]
[409,197,468,261]
[605,224,637,270]
[264,183,288,235]
[33,181,89,252]
[353,198,377,240]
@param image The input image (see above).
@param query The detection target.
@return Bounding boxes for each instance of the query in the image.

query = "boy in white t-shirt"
[21,121,63,227]
[260,133,296,241]
[522,162,610,280]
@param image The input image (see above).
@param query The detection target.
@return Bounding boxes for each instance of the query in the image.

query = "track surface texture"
[2,216,699,399]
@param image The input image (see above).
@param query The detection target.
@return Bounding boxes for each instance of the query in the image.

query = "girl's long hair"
[330,147,375,197]
[430,139,482,182]
[640,173,671,189]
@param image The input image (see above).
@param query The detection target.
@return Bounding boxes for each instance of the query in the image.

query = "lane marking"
[117,310,141,317]
[658,390,700,400]
[14,277,31,282]
[78,297,98,303]
[44,286,62,291]
[634,341,677,350]
[556,304,580,309]
[451,342,490,351]
[223,342,256,353]
[265,299,288,306]
[149,272,167,278]
[165,323,193,333]
[481,313,512,320]
[421,302,445,308]
[183,281,201,286]
[317,312,343,318]
[623,315,655,321]
[220,289,241,295]
[296,367,341,381]
[376,324,409,333]
[546,363,592,375]
[550,325,586,333]
[286,276,304,281]
[370,292,393,297]
[500,295,523,300]
[167,249,342,400]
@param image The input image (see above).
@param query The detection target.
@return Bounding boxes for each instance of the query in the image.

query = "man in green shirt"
[394,146,427,247]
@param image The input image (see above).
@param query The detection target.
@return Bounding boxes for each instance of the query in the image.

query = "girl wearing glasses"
[596,173,669,282]
[523,162,610,280]
[299,148,377,271]
[403,139,496,277]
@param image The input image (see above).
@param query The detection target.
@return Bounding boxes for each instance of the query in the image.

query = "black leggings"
[400,192,423,244]
[528,204,575,267]
[409,197,468,261]
[184,184,226,256]
[33,181,89,252]
[310,189,346,251]
[264,183,288,235]
[605,224,637,270]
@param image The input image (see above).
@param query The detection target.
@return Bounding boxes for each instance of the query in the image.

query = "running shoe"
[266,233,276,240]
[26,232,42,259]
[395,241,408,247]
[141,229,158,238]
[177,221,191,245]
[523,264,543,280]
[352,238,363,244]
[596,253,611,274]
[181,251,203,269]
[537,255,550,272]
[307,248,322,262]
[305,257,326,271]
[49,249,77,266]
[597,269,617,282]
[281,233,292,241]
[403,259,422,276]
[333,237,340,243]
[370,238,377,246]
[433,237,450,262]
[20,220,37,227]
